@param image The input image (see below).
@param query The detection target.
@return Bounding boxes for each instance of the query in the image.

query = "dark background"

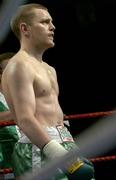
[1,0,115,114]
[0,0,116,179]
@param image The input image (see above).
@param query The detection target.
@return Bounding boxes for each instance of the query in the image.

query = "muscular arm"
[6,62,51,149]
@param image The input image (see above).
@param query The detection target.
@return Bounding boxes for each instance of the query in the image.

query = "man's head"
[10,3,55,49]
[10,3,48,40]
[0,52,15,74]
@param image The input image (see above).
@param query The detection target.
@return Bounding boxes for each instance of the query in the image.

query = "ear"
[20,22,30,37]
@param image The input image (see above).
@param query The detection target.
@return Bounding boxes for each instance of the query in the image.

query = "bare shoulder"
[43,61,56,74]
[3,52,32,78]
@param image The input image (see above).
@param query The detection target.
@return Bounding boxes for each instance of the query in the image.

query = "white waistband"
[18,126,63,144]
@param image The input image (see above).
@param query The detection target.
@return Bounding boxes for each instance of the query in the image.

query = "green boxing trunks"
[0,101,20,169]
[12,126,95,180]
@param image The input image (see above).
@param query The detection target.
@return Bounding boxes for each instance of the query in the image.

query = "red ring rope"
[64,110,116,120]
[0,110,116,127]
[0,168,13,174]
[0,155,116,174]
[0,110,116,174]
[0,120,15,127]
[90,155,116,162]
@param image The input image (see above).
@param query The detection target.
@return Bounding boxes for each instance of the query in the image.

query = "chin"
[47,42,55,48]
[50,42,55,47]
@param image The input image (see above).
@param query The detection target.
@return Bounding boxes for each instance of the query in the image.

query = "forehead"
[32,8,53,21]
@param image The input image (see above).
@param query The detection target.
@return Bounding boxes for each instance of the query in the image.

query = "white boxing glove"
[43,140,68,160]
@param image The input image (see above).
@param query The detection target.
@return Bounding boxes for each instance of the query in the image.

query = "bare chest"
[33,65,58,96]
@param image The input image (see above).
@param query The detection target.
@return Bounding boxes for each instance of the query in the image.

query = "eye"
[41,19,50,24]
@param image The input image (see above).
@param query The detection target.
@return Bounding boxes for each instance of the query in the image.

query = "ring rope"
[0,168,13,174]
[90,155,116,162]
[0,110,116,127]
[0,120,15,127]
[1,155,116,174]
[64,110,116,120]
[0,110,116,174]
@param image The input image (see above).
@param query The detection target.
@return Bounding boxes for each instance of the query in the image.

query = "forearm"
[18,116,51,149]
[0,111,13,121]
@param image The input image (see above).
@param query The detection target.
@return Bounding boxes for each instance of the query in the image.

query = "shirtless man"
[2,3,95,180]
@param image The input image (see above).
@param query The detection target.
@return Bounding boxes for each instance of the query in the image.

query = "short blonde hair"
[10,3,48,40]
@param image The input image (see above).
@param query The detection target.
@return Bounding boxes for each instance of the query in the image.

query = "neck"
[20,39,47,62]
[20,47,44,63]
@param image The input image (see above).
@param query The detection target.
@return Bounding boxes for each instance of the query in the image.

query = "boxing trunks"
[0,92,20,179]
[12,125,95,179]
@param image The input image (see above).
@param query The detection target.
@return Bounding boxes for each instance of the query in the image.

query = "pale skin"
[2,8,64,153]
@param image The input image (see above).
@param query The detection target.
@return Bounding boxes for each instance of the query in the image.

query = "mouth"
[48,35,54,41]
[49,36,53,39]
[48,33,54,38]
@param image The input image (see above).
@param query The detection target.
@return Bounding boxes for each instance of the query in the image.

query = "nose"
[50,22,55,31]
